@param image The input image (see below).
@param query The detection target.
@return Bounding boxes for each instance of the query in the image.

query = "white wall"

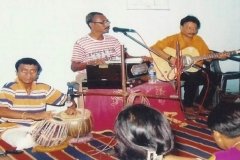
[0,0,239,92]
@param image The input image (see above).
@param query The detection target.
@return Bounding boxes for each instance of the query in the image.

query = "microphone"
[112,27,135,33]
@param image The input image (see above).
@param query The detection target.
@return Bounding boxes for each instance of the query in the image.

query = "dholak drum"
[31,119,68,147]
[57,108,92,138]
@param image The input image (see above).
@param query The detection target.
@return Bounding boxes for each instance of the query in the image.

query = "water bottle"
[66,84,73,107]
[148,63,157,84]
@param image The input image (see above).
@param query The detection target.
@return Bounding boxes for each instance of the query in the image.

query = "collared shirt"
[151,33,210,56]
[151,33,210,68]
[0,78,66,112]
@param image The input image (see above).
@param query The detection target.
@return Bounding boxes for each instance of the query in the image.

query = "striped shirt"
[0,78,67,112]
[151,33,210,67]
[71,34,121,63]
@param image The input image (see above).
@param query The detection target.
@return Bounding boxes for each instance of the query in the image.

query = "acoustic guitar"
[151,47,240,81]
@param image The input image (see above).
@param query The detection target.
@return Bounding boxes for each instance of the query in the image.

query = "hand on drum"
[65,100,78,115]
[65,107,77,115]
[22,109,77,121]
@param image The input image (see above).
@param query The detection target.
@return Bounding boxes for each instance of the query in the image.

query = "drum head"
[58,108,91,121]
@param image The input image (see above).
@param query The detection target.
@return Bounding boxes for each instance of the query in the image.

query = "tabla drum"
[58,108,92,138]
[31,119,68,147]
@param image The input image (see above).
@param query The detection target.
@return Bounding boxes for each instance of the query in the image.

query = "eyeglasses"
[19,69,37,75]
[91,20,111,25]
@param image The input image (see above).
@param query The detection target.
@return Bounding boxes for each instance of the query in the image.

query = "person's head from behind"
[207,102,240,150]
[180,15,200,38]
[114,104,174,160]
[15,57,42,84]
[86,12,110,33]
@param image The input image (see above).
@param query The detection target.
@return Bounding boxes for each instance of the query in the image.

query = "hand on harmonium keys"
[141,56,153,62]
[88,58,106,65]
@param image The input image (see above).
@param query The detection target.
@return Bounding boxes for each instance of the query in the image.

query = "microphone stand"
[175,41,184,111]
[121,32,158,55]
[120,31,181,101]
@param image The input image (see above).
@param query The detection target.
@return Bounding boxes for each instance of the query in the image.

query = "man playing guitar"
[150,15,229,117]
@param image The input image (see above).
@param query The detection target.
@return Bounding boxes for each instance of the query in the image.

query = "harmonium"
[82,58,150,89]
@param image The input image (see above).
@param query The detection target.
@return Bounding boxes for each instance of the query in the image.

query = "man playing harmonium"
[71,11,150,73]
[0,57,77,122]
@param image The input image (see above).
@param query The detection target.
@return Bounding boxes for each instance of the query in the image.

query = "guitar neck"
[193,50,240,62]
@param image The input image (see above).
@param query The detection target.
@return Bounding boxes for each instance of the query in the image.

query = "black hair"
[86,12,104,28]
[15,57,42,75]
[180,15,201,29]
[207,102,240,138]
[114,104,174,160]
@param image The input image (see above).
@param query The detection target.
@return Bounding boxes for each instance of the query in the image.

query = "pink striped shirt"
[71,34,121,63]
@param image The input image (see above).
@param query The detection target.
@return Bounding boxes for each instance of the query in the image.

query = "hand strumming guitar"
[168,56,177,67]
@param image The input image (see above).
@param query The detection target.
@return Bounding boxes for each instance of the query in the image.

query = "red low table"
[84,81,185,131]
